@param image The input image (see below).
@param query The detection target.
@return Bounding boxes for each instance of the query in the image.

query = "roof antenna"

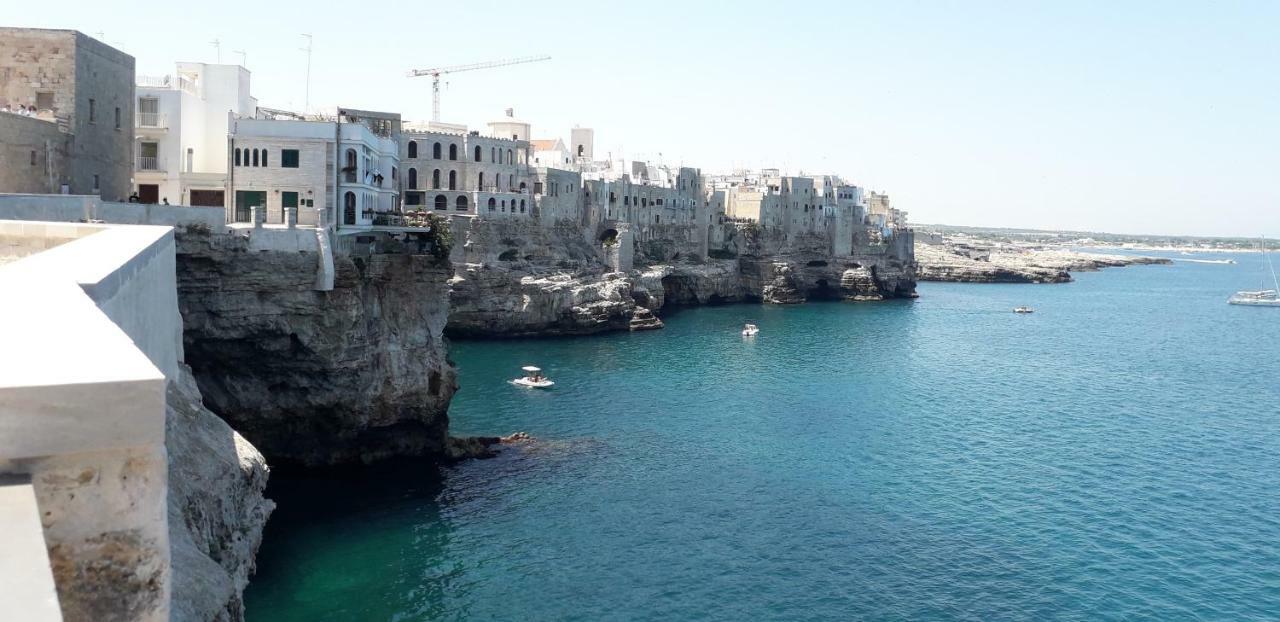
[210,38,221,63]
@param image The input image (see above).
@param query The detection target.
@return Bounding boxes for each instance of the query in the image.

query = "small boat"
[1229,236,1280,307]
[1013,306,1034,314]
[741,323,759,336]
[512,366,554,388]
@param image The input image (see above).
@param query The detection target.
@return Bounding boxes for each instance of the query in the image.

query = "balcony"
[136,112,167,128]
[137,156,163,172]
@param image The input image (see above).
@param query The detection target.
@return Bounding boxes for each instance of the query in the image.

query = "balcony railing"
[136,112,167,128]
[137,156,161,172]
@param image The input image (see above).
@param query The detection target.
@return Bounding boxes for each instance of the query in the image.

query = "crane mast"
[407,55,551,122]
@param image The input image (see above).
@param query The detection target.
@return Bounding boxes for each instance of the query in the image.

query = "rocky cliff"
[166,366,272,622]
[916,240,1170,283]
[446,219,916,337]
[174,231,457,467]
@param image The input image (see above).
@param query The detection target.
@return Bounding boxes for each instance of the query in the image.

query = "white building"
[400,114,535,219]
[227,107,400,228]
[133,63,257,206]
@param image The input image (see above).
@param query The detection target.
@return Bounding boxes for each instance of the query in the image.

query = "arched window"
[519,182,526,192]
[448,144,457,160]
[501,200,506,212]
[490,147,496,162]
[624,196,630,206]
[408,141,418,159]
[261,150,268,167]
[434,194,447,210]
[488,197,496,211]
[448,170,457,190]
[432,142,441,159]
[252,149,259,167]
[344,192,356,225]
[578,144,584,156]
[474,145,482,162]
[641,198,647,207]
[234,148,241,166]
[506,149,513,164]
[408,168,418,190]
[432,169,441,189]
[520,199,526,213]
[455,195,468,211]
[478,172,485,190]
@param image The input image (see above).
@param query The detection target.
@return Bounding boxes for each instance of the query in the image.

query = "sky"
[4,1,1278,237]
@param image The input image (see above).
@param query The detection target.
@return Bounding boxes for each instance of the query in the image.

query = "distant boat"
[1013,306,1034,314]
[512,365,554,388]
[742,323,759,336]
[1229,237,1280,307]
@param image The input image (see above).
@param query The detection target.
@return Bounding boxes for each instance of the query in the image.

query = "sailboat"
[1228,237,1280,307]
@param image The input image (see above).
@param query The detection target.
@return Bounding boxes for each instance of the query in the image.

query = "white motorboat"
[741,323,759,336]
[1013,306,1034,314]
[1229,237,1280,307]
[512,365,554,388]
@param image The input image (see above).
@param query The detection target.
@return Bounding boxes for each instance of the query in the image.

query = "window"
[520,199,526,213]
[30,150,36,166]
[488,197,496,211]
[448,144,457,161]
[507,149,513,164]
[408,168,418,189]
[478,172,484,190]
[491,147,495,162]
[282,191,299,208]
[36,92,53,111]
[88,99,96,123]
[434,194,447,210]
[455,195,468,211]
[474,145,482,162]
[252,149,259,167]
[534,182,543,194]
[432,169,441,189]
[93,174,99,191]
[432,142,441,159]
[235,148,241,166]
[282,149,300,168]
[261,150,268,167]
[114,107,121,130]
[407,141,418,158]
[448,170,456,190]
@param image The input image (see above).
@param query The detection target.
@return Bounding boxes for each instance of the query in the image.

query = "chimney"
[505,108,514,118]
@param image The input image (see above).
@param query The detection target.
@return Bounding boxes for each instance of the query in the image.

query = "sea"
[244,250,1280,621]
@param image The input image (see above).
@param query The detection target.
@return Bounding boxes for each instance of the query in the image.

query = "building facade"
[133,62,258,206]
[400,116,534,218]
[0,28,134,199]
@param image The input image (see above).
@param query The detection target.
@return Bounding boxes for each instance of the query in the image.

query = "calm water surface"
[246,253,1280,620]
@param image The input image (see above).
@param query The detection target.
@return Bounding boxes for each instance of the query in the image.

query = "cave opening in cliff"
[810,278,841,301]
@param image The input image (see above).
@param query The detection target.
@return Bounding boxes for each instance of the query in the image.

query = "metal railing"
[136,112,166,128]
[137,156,161,171]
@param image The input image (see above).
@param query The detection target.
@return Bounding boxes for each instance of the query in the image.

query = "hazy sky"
[4,1,1277,236]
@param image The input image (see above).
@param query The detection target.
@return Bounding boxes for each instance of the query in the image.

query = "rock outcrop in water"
[915,237,1170,283]
[446,218,916,337]
[166,366,273,622]
[174,231,457,467]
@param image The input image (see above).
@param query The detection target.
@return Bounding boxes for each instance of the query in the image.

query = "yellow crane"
[408,56,551,122]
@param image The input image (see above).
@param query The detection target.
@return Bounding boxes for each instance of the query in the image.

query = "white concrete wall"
[0,220,175,621]
[0,194,226,231]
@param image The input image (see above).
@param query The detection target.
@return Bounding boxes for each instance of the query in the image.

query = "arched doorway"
[344,192,356,225]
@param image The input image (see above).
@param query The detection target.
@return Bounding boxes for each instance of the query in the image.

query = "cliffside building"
[0,28,134,199]
[133,62,258,206]
[227,107,400,227]
[400,113,535,218]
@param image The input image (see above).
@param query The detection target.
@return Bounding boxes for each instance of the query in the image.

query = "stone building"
[400,116,534,218]
[133,62,258,206]
[227,107,400,228]
[0,28,134,199]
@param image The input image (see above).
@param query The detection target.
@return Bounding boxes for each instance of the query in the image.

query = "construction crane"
[408,56,551,122]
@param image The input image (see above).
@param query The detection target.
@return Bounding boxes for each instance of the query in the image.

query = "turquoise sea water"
[245,253,1280,621]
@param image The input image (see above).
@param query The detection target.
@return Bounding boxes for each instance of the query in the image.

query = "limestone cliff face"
[166,366,272,622]
[174,232,457,466]
[448,218,917,337]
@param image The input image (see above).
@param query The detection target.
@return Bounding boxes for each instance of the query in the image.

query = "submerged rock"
[628,307,664,331]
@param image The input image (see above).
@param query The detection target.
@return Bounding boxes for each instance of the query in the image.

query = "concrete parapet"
[284,207,298,229]
[0,220,175,621]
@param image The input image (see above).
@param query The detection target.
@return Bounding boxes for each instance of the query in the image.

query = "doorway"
[138,184,159,204]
